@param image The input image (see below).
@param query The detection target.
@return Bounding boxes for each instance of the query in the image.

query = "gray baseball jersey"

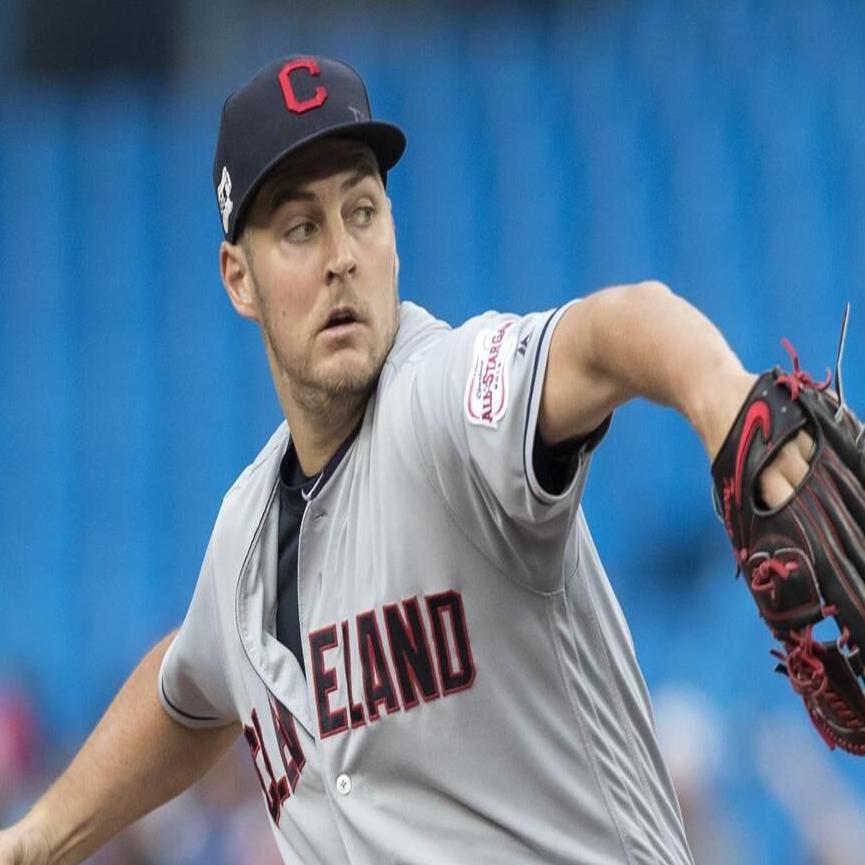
[159,301,694,865]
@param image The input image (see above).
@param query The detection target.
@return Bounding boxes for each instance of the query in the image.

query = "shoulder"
[383,301,542,374]
[224,422,287,499]
[211,422,286,549]
[376,304,563,418]
[382,301,450,370]
[375,303,504,403]
[404,304,561,384]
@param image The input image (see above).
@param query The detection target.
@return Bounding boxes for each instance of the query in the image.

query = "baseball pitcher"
[1,55,862,865]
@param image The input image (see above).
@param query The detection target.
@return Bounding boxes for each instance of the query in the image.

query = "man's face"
[224,139,399,417]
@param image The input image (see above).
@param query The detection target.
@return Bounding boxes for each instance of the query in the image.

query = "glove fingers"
[801,483,865,650]
[818,454,865,569]
[716,362,865,754]
[799,646,865,755]
[811,398,865,483]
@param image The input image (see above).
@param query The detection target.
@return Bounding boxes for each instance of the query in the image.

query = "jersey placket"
[295,467,370,863]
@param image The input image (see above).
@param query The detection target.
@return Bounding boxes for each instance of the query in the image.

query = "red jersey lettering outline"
[310,591,476,739]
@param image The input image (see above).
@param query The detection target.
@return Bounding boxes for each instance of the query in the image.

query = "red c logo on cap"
[278,59,328,114]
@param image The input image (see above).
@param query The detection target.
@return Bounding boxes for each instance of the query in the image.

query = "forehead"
[242,138,382,235]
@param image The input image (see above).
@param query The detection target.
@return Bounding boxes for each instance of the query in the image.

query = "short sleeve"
[411,302,605,538]
[158,537,238,728]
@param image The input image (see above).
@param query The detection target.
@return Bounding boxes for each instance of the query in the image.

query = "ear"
[220,240,260,321]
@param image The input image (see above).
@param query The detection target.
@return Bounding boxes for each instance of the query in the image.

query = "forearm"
[12,634,240,865]
[542,281,755,458]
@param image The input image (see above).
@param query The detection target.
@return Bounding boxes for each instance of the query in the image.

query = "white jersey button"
[336,773,352,796]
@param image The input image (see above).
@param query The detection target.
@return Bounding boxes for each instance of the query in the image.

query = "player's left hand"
[711,345,865,754]
[703,371,813,508]
[756,429,814,507]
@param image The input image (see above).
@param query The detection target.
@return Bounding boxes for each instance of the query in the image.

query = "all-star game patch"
[464,320,518,429]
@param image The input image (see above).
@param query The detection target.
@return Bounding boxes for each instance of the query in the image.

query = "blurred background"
[1,0,864,862]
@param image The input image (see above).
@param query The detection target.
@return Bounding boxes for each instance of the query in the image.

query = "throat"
[287,397,368,476]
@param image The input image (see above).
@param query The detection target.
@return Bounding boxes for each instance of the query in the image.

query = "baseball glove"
[711,314,865,755]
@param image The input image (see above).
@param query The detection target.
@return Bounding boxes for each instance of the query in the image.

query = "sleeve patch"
[463,320,519,429]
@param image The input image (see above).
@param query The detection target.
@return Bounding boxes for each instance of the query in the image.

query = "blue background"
[1,1,864,862]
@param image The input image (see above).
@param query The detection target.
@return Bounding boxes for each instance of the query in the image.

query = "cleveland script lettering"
[310,590,475,739]
[244,694,307,825]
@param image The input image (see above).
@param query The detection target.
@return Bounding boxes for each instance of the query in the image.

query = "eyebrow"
[267,163,378,216]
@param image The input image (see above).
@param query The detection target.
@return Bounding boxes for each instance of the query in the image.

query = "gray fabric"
[159,301,694,865]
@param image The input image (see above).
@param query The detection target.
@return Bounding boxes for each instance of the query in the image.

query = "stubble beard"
[245,243,400,426]
[263,294,399,426]
[272,330,387,420]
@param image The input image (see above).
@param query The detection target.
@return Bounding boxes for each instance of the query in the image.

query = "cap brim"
[229,120,406,242]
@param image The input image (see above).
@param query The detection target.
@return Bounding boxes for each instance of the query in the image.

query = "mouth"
[321,306,362,333]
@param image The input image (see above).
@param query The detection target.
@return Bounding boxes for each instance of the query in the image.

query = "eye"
[285,221,317,242]
[351,204,376,227]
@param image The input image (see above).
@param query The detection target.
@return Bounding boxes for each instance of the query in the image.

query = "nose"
[325,223,357,284]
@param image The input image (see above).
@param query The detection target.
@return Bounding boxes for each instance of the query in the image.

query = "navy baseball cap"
[213,56,406,242]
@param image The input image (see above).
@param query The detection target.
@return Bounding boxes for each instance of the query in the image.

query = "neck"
[284,397,367,476]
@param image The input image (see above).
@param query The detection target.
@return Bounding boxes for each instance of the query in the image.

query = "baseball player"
[0,55,815,865]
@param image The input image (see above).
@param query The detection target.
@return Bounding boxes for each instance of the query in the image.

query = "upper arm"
[538,292,633,447]
[158,537,238,728]
[411,306,599,532]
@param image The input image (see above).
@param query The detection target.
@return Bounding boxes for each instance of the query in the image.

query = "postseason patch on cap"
[217,166,234,234]
[464,320,518,428]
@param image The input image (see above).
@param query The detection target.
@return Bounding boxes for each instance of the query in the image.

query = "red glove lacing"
[750,556,798,604]
[772,615,865,753]
[776,339,831,400]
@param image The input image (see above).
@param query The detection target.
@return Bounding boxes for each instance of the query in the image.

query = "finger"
[758,435,814,507]
[768,439,811,487]
[795,429,815,461]
[759,470,796,509]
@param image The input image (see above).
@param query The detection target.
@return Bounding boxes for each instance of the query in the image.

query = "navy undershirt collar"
[276,424,363,677]
[279,423,362,501]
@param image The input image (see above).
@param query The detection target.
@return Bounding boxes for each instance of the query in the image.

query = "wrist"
[0,818,51,865]
[17,798,79,865]
[687,369,758,461]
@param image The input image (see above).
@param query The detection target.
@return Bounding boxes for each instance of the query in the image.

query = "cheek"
[372,259,398,319]
[375,237,398,292]
[259,260,317,323]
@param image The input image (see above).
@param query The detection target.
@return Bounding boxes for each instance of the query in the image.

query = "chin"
[315,353,384,400]
[282,323,395,414]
